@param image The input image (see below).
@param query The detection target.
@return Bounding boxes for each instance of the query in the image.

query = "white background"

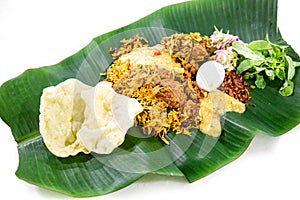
[0,0,299,199]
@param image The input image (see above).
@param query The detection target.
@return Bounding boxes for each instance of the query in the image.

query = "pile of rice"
[103,33,250,143]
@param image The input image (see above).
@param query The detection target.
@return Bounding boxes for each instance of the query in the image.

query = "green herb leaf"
[255,66,266,73]
[236,34,300,96]
[0,0,300,197]
[237,59,265,74]
[266,34,290,49]
[286,55,296,80]
[232,41,265,61]
[275,67,286,80]
[265,69,275,80]
[248,40,272,51]
[236,60,251,74]
[279,80,294,96]
[255,74,266,89]
[293,61,300,67]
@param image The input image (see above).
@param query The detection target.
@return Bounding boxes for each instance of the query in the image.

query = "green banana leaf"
[0,0,299,197]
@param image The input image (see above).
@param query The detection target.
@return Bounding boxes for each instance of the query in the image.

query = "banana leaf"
[0,0,300,197]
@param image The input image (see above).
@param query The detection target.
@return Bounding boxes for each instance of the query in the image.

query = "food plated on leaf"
[0,0,300,198]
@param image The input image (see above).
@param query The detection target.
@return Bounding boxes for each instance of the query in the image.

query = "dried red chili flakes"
[222,71,251,104]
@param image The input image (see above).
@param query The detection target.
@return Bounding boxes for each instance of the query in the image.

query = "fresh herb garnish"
[232,36,300,96]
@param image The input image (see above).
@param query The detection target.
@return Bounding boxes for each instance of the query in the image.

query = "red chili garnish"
[154,50,161,56]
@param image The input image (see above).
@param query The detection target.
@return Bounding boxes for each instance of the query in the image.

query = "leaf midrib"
[17,130,41,145]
